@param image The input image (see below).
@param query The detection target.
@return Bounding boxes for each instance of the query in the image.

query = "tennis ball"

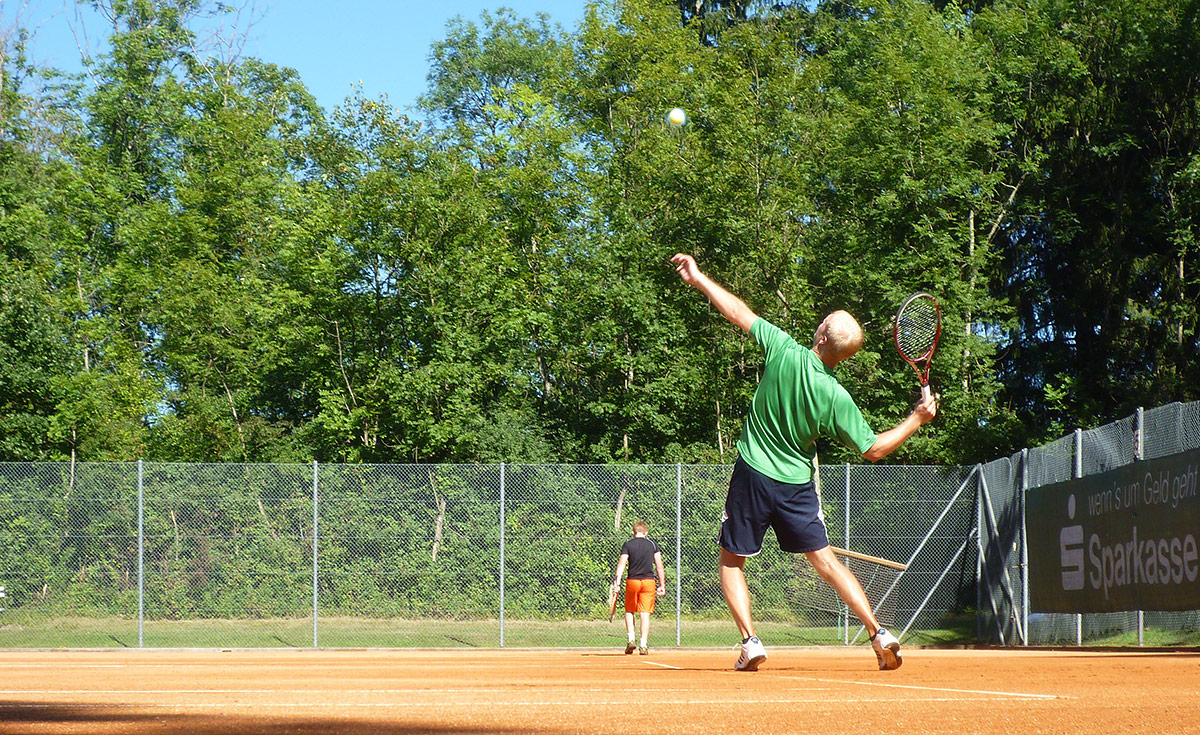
[668,107,687,127]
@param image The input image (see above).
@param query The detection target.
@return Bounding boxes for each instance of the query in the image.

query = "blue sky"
[6,0,588,112]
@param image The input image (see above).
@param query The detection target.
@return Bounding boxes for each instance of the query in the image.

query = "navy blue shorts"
[719,457,830,556]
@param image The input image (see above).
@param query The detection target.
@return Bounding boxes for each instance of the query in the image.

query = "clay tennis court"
[1,646,1196,734]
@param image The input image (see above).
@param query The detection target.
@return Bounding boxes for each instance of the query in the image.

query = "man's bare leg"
[804,546,880,636]
[721,547,768,670]
[719,547,755,639]
[805,545,902,669]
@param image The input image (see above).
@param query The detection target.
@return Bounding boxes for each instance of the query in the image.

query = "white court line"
[0,664,193,668]
[0,661,607,670]
[773,674,1063,700]
[640,661,682,670]
[0,673,1061,701]
[0,697,1054,709]
[0,678,1061,701]
[0,687,725,695]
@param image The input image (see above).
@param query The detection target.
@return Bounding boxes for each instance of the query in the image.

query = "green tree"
[0,37,68,459]
[977,0,1200,436]
[798,0,1023,461]
[145,58,323,461]
[570,0,1020,464]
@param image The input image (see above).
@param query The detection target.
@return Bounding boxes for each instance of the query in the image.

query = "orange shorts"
[624,578,657,614]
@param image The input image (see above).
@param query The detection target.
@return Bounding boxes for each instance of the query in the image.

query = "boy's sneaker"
[638,645,649,655]
[871,628,903,670]
[625,642,637,655]
[734,636,767,671]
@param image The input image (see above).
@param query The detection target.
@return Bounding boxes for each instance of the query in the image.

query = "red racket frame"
[893,292,941,400]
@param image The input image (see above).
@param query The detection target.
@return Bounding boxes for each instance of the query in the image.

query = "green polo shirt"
[735,318,878,484]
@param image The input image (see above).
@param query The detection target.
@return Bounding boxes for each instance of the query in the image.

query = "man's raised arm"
[862,393,938,462]
[671,254,758,333]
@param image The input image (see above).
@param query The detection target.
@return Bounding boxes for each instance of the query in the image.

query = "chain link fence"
[980,401,1200,645]
[6,400,1192,652]
[0,460,975,648]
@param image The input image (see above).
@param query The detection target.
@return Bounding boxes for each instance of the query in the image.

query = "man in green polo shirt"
[671,253,937,671]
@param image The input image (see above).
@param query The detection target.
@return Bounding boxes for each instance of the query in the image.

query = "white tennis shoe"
[734,636,767,671]
[871,627,903,670]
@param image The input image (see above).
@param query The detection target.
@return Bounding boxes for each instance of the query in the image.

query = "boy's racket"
[894,293,941,401]
[606,581,619,622]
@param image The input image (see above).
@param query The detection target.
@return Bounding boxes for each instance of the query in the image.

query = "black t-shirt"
[620,536,661,580]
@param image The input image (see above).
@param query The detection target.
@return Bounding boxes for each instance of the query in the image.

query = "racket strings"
[896,298,938,360]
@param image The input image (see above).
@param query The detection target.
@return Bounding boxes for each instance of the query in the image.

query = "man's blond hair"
[825,310,864,362]
[633,520,649,535]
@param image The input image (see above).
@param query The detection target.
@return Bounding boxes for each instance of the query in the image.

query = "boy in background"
[611,521,667,654]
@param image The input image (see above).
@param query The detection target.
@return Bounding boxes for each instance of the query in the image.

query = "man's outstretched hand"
[671,253,702,287]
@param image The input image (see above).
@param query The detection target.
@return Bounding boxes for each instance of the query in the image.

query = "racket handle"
[920,383,932,402]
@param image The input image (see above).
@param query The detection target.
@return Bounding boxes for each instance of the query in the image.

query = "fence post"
[137,459,144,649]
[312,460,319,648]
[1020,451,1029,646]
[1074,428,1083,646]
[844,463,851,645]
[976,468,983,642]
[675,463,682,647]
[499,462,506,648]
[1135,407,1145,646]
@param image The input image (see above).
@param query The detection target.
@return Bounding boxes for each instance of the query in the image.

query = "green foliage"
[976,0,1200,437]
[0,266,71,460]
[0,0,1196,465]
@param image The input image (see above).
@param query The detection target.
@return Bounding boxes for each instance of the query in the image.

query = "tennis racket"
[894,293,941,401]
[606,581,619,623]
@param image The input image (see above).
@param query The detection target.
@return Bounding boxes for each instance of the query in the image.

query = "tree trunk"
[614,480,626,533]
[715,397,725,459]
[963,209,976,393]
[429,470,445,563]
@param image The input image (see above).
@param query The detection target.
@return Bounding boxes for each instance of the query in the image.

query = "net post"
[137,459,144,648]
[312,460,319,648]
[675,463,682,647]
[499,462,506,648]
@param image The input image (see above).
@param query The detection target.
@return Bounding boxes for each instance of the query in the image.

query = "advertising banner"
[1027,447,1200,613]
